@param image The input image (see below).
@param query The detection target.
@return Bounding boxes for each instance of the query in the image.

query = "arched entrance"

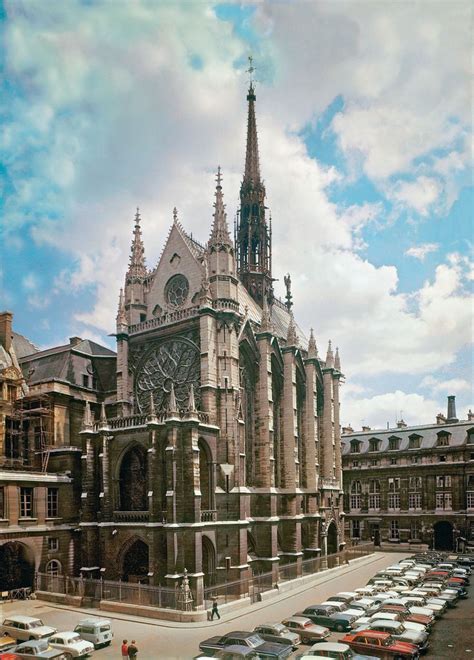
[0,542,35,590]
[122,539,149,582]
[327,522,338,555]
[119,445,148,511]
[434,521,453,550]
[202,536,216,587]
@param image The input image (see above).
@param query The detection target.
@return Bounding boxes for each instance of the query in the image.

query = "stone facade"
[342,397,474,551]
[0,83,346,602]
[80,82,345,600]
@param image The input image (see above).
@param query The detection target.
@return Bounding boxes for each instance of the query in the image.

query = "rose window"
[135,337,200,413]
[165,274,189,307]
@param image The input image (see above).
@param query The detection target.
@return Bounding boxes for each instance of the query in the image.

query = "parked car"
[0,618,57,643]
[377,605,433,629]
[194,645,259,659]
[0,653,19,660]
[360,620,428,654]
[298,641,379,659]
[341,630,420,659]
[253,624,301,649]
[326,593,359,605]
[72,620,112,650]
[281,618,330,645]
[355,612,428,634]
[47,632,94,658]
[199,632,292,659]
[0,638,16,654]
[10,640,67,660]
[299,607,356,632]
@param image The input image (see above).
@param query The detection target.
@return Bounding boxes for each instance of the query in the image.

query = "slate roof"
[19,338,116,391]
[12,332,38,358]
[341,420,474,454]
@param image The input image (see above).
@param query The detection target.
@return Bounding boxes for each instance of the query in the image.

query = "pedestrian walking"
[121,640,128,660]
[210,597,220,620]
[127,640,138,658]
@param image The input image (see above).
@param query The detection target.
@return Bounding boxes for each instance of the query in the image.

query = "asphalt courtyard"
[1,552,472,659]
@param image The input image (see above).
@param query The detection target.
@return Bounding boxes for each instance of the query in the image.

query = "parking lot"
[1,551,472,659]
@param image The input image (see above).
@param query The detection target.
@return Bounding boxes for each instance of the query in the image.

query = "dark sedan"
[298,606,357,632]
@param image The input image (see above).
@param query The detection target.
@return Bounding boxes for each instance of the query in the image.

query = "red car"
[342,629,420,659]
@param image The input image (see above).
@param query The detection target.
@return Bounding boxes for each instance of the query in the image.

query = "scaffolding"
[4,394,54,472]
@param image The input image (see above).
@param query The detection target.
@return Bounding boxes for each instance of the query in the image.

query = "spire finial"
[173,207,178,223]
[334,346,341,370]
[209,168,232,248]
[247,55,255,86]
[326,340,334,368]
[116,288,127,326]
[260,295,273,332]
[286,313,298,346]
[168,383,178,416]
[243,59,260,184]
[308,327,318,358]
[98,402,109,433]
[80,400,93,433]
[127,208,147,279]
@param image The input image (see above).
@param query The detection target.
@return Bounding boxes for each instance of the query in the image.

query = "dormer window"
[369,438,380,452]
[388,436,401,451]
[467,428,474,445]
[437,431,450,447]
[409,434,422,449]
[350,439,361,454]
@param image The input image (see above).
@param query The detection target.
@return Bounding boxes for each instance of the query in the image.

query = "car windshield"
[278,626,289,634]
[247,635,263,648]
[29,620,44,628]
[67,635,82,643]
[100,625,111,632]
[383,636,395,646]
[304,622,313,628]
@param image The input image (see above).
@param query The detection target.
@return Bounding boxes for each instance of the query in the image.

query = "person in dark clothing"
[127,640,138,658]
[211,598,220,620]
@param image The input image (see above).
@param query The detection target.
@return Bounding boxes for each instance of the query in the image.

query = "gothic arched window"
[239,344,257,486]
[296,368,306,486]
[119,445,148,511]
[271,355,283,488]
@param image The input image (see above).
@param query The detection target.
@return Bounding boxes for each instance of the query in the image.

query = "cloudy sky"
[1,0,472,429]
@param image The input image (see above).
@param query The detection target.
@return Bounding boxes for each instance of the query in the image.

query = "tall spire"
[127,208,147,279]
[116,288,127,326]
[237,57,272,306]
[209,166,232,248]
[334,346,341,371]
[244,82,261,185]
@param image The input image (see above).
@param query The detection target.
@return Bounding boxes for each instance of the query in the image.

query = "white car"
[354,611,427,633]
[0,616,57,641]
[49,632,94,658]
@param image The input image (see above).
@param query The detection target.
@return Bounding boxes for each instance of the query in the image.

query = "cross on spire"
[247,55,255,86]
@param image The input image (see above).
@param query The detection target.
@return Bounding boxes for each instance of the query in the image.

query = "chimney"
[0,311,13,353]
[468,409,474,422]
[362,425,371,432]
[447,395,458,423]
[342,425,354,435]
[69,336,82,347]
[436,412,446,425]
[397,419,407,429]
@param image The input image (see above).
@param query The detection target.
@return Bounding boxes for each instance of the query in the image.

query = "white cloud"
[341,389,441,430]
[420,375,473,396]
[2,0,472,398]
[389,176,441,216]
[22,273,38,291]
[405,243,439,261]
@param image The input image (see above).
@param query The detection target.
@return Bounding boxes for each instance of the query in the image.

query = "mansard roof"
[341,420,473,455]
[19,338,116,391]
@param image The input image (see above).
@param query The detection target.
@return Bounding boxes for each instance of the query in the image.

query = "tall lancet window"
[296,369,306,487]
[239,345,257,486]
[271,355,283,487]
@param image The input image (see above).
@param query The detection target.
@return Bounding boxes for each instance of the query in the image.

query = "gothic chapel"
[80,81,345,601]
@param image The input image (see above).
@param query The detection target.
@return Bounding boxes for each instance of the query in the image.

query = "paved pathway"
[1,552,408,659]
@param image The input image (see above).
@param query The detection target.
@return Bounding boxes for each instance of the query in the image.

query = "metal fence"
[36,542,374,613]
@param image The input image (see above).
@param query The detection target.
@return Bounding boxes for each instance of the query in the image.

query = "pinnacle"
[116,288,127,326]
[286,313,298,346]
[326,340,334,368]
[334,346,341,370]
[308,327,318,358]
[209,167,232,248]
[243,82,261,186]
[127,208,147,279]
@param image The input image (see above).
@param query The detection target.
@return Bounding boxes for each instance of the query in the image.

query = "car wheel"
[336,624,345,632]
[301,637,309,645]
[64,654,73,660]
